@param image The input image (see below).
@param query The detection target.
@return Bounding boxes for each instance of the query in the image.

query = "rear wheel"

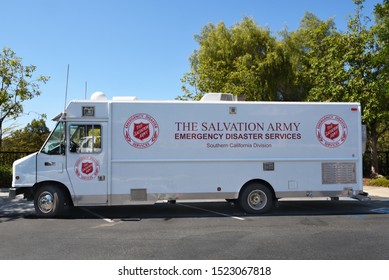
[239,183,274,214]
[34,185,68,218]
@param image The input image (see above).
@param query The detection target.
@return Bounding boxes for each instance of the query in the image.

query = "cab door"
[66,123,108,205]
[37,121,67,183]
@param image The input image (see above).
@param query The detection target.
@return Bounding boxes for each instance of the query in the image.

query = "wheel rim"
[247,190,267,210]
[38,191,54,213]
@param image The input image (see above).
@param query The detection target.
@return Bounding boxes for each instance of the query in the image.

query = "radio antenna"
[64,64,70,114]
[85,81,88,99]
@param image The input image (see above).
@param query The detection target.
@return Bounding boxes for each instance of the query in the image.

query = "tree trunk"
[0,120,3,150]
[369,125,380,178]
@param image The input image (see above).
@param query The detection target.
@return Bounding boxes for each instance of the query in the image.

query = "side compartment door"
[67,123,108,205]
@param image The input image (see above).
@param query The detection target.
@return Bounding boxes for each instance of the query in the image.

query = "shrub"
[370,177,389,188]
[0,165,12,187]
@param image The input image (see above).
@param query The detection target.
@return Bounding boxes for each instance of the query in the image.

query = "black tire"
[34,185,68,218]
[239,183,274,214]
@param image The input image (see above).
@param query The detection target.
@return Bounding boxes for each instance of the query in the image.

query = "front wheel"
[34,185,68,218]
[239,183,274,214]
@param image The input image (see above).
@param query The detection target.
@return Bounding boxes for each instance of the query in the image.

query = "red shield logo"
[133,122,150,141]
[324,123,339,140]
[81,162,93,175]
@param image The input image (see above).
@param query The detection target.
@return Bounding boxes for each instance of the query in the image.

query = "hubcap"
[247,190,267,210]
[38,191,54,213]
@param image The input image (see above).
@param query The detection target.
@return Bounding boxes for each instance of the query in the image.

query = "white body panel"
[12,97,363,207]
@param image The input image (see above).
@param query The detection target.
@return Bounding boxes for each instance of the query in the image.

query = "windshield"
[41,122,65,155]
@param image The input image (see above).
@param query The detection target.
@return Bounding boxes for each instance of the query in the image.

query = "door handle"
[44,161,56,166]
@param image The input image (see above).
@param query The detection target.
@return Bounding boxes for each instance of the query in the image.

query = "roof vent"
[200,93,236,102]
[112,96,137,101]
[91,91,108,100]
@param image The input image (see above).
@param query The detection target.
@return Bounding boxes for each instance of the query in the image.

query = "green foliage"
[280,12,338,101]
[370,177,389,188]
[301,0,389,176]
[180,0,389,176]
[372,0,389,130]
[373,0,389,73]
[180,17,292,101]
[2,118,50,152]
[291,2,389,170]
[0,47,50,148]
[0,164,12,187]
[0,118,50,187]
[305,1,388,122]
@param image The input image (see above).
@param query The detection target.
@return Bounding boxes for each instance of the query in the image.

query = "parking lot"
[1,188,389,260]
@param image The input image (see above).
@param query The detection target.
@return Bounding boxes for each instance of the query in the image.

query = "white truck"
[10,92,367,217]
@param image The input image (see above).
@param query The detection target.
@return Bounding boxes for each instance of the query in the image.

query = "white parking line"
[80,207,115,223]
[178,203,245,221]
[371,207,389,214]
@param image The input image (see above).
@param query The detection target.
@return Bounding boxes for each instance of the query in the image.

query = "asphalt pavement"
[2,186,389,259]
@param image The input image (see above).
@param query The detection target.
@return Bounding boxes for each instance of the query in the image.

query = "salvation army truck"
[10,92,367,217]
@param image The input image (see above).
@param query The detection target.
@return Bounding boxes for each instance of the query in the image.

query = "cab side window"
[69,124,101,153]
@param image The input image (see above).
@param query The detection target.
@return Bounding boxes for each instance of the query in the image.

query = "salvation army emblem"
[324,123,340,140]
[133,122,150,141]
[124,113,159,149]
[75,156,100,180]
[316,114,348,148]
[81,162,93,175]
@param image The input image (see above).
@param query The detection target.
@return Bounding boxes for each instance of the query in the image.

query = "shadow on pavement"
[1,194,389,221]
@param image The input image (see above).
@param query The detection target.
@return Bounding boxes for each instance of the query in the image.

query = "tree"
[280,12,338,101]
[301,0,389,176]
[2,118,50,151]
[179,51,203,100]
[0,47,49,149]
[179,18,292,101]
[180,1,389,176]
[372,0,389,175]
[374,0,389,76]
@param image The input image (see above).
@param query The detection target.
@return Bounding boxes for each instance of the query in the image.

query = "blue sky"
[1,0,382,130]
